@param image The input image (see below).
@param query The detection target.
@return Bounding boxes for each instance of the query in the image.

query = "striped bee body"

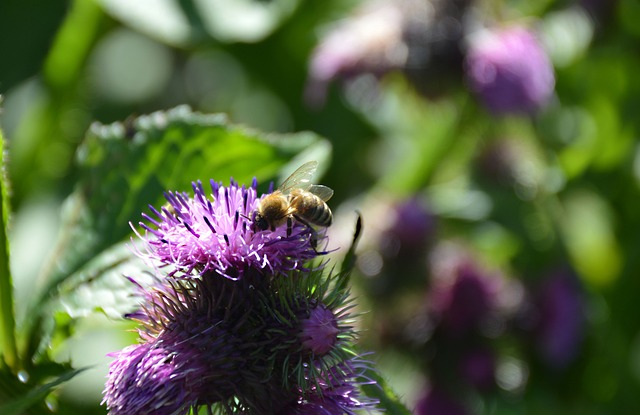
[253,161,334,238]
[289,189,333,228]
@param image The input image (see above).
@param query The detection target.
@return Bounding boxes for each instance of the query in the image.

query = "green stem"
[0,127,19,371]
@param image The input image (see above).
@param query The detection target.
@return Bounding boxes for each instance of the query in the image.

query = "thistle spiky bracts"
[103,274,267,414]
[256,267,359,388]
[104,177,378,414]
[104,268,375,414]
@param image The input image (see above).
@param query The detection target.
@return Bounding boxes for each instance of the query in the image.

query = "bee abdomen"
[306,200,332,227]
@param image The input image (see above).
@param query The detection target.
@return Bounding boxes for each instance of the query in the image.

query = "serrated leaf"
[52,240,155,321]
[24,105,331,357]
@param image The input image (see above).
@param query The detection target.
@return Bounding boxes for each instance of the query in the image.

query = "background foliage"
[1,0,640,413]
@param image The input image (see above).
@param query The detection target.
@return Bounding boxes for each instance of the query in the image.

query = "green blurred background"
[2,0,640,413]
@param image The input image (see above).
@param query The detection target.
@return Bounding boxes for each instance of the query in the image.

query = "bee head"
[253,211,270,231]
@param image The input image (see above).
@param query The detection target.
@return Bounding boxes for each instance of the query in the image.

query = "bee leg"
[309,228,319,251]
[286,216,293,237]
[294,215,321,253]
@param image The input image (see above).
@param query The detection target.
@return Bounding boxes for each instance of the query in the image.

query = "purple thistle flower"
[106,173,380,414]
[104,246,375,414]
[278,358,379,415]
[133,179,321,281]
[257,268,360,391]
[103,343,179,415]
[465,25,555,115]
[103,278,248,414]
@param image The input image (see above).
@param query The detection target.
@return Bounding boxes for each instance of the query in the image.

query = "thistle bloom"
[103,279,248,414]
[134,179,320,280]
[104,268,372,415]
[104,338,239,415]
[465,26,555,115]
[279,358,379,415]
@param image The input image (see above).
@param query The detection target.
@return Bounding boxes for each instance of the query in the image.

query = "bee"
[253,161,334,238]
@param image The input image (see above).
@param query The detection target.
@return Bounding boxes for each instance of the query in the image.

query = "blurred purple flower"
[306,0,476,105]
[381,196,436,258]
[458,347,495,391]
[465,26,555,115]
[534,269,584,368]
[429,261,502,336]
[415,385,469,415]
[134,179,320,281]
[305,1,406,106]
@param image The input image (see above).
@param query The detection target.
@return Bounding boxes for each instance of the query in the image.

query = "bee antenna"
[241,211,260,232]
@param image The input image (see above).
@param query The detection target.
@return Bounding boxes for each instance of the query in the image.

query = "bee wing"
[278,161,318,194]
[308,184,334,202]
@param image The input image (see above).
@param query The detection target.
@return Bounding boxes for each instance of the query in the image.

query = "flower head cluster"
[465,26,555,115]
[104,177,378,414]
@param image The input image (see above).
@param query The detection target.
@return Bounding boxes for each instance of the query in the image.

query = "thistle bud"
[299,304,340,356]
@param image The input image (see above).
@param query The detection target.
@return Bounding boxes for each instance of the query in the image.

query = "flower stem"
[0,127,18,371]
